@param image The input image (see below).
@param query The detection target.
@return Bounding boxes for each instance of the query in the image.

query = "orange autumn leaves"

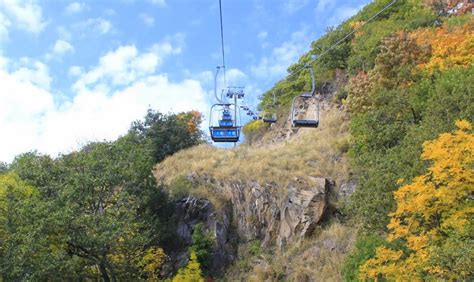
[177,110,202,133]
[359,120,474,280]
[411,18,474,71]
[349,17,473,73]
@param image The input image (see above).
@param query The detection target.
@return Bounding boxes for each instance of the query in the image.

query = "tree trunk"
[98,263,110,282]
[104,260,117,282]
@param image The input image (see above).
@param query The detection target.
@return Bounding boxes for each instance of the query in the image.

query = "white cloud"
[182,69,214,88]
[73,34,184,92]
[257,30,269,49]
[68,66,82,77]
[64,2,85,14]
[0,0,46,35]
[104,9,116,16]
[316,0,334,12]
[151,33,185,55]
[0,12,12,41]
[11,59,52,89]
[53,39,74,55]
[251,28,311,80]
[283,0,309,14]
[96,19,113,34]
[56,26,72,41]
[75,18,113,35]
[0,70,54,162]
[140,13,155,27]
[72,45,158,91]
[36,75,207,159]
[226,68,247,86]
[0,47,207,163]
[148,0,166,6]
[0,56,9,69]
[257,31,268,41]
[197,70,213,83]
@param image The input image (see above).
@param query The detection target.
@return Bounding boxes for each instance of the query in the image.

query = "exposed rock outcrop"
[277,177,329,248]
[229,176,332,248]
[173,196,234,275]
[173,175,334,271]
[338,180,357,202]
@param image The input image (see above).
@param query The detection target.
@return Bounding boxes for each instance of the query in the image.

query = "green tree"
[0,172,36,279]
[189,223,214,276]
[0,172,74,280]
[130,109,204,163]
[135,246,166,280]
[10,152,65,199]
[311,25,353,70]
[0,162,7,173]
[58,142,148,281]
[5,109,205,280]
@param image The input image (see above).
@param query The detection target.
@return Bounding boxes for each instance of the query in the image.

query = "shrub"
[249,240,262,256]
[190,223,214,276]
[359,121,474,280]
[342,234,385,281]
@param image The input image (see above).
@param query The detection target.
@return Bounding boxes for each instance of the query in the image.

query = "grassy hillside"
[155,106,350,201]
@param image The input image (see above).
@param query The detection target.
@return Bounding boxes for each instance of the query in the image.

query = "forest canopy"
[0,110,204,280]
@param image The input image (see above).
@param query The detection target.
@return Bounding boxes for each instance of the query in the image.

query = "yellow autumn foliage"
[172,250,204,282]
[137,247,166,280]
[242,119,264,134]
[0,172,37,243]
[349,20,366,38]
[411,18,474,71]
[359,120,474,281]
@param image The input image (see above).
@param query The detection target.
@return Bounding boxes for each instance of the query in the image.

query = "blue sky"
[0,0,371,162]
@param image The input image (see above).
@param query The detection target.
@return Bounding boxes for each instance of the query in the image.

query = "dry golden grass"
[154,106,351,198]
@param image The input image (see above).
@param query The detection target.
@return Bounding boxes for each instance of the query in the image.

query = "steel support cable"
[214,66,224,103]
[219,0,227,92]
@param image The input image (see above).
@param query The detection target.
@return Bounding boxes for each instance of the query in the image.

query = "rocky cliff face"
[172,175,335,274]
[172,196,234,275]
[277,177,331,248]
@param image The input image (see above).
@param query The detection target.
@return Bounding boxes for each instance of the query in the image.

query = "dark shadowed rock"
[173,196,234,276]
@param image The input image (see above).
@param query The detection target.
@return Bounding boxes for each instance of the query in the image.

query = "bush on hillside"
[359,121,474,280]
